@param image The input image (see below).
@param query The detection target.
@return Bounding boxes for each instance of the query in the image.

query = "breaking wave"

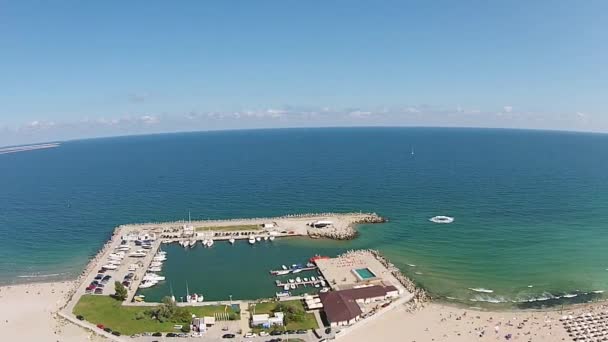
[468,287,494,293]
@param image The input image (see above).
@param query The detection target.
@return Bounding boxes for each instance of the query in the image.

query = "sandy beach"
[345,301,608,342]
[0,281,105,341]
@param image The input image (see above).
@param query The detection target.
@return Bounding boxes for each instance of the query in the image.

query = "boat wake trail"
[429,216,454,224]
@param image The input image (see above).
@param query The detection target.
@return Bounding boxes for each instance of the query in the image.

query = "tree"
[274,303,305,323]
[148,296,191,323]
[114,281,128,301]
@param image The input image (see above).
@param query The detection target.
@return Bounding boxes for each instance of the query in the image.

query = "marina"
[55,212,424,341]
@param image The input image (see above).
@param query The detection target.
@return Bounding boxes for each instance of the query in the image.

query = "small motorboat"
[229,238,235,244]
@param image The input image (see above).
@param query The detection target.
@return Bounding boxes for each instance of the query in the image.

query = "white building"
[251,312,284,327]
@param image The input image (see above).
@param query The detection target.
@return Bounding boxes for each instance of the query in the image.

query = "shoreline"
[2,212,604,341]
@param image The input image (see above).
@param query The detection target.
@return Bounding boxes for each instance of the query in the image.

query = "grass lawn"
[73,295,238,335]
[250,300,318,332]
[195,224,261,232]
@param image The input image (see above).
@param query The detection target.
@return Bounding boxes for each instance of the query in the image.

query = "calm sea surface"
[2,127,608,308]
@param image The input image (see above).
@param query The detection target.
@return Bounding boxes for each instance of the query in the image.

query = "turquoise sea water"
[2,127,608,308]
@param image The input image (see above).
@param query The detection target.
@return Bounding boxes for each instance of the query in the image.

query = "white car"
[259,331,269,337]
[244,332,257,338]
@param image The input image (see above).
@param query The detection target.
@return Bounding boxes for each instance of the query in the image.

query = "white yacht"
[320,287,330,293]
[229,238,235,244]
[283,284,290,291]
[150,261,163,267]
[269,236,275,241]
[310,276,316,281]
[263,236,269,241]
[143,273,165,281]
[139,280,158,289]
[281,265,288,270]
[129,251,147,258]
[303,277,309,282]
[296,277,302,283]
[248,236,256,245]
[290,284,296,290]
[148,266,162,272]
[102,264,118,270]
[256,236,261,242]
[207,239,214,247]
[288,278,295,283]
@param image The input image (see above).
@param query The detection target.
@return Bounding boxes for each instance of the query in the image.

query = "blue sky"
[1,1,607,145]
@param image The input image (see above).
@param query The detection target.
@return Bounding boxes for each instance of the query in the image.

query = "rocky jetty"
[307,212,387,240]
[365,249,430,310]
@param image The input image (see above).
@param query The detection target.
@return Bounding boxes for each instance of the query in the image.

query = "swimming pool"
[354,267,376,280]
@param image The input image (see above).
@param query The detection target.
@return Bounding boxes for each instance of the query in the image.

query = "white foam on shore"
[468,287,494,293]
[407,264,416,267]
[593,290,605,294]
[470,294,508,303]
[562,293,578,298]
[17,273,64,279]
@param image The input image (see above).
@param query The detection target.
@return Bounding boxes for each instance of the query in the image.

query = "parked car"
[222,333,236,338]
[296,330,307,334]
[94,288,103,294]
[259,331,269,337]
[244,332,257,338]
[94,274,103,280]
[152,332,162,337]
[270,331,283,336]
[96,324,104,330]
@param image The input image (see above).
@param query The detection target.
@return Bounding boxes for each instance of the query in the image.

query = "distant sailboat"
[411,147,415,156]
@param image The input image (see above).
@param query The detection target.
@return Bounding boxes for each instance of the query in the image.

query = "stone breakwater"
[341,249,430,311]
[307,213,387,240]
[59,226,125,310]
[117,212,383,230]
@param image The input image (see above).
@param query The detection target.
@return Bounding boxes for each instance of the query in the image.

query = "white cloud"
[139,115,159,125]
[349,110,372,118]
[503,106,513,113]
[25,120,55,130]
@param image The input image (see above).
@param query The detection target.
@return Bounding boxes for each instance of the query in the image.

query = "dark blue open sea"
[2,127,608,308]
